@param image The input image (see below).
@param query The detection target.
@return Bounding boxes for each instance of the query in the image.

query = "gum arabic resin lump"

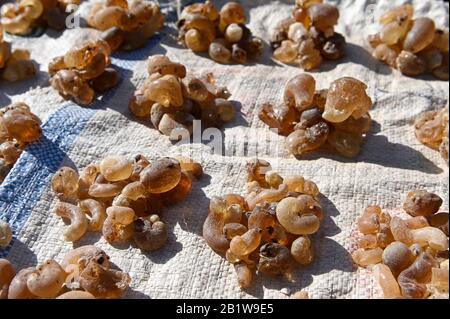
[0,102,42,183]
[259,74,373,158]
[352,190,449,299]
[0,24,36,82]
[2,245,130,299]
[271,0,346,70]
[48,39,118,106]
[0,0,79,35]
[202,159,323,289]
[129,55,235,140]
[0,219,12,248]
[368,4,449,80]
[50,154,202,252]
[177,1,263,64]
[91,0,164,52]
[414,105,449,163]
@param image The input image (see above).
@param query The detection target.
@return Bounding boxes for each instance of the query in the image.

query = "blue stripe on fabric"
[0,104,97,257]
[0,3,177,258]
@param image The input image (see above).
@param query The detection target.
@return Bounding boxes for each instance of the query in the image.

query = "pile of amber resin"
[129,55,236,139]
[1,245,131,299]
[271,0,346,70]
[368,4,449,80]
[259,74,373,158]
[0,25,36,82]
[0,0,80,34]
[89,0,164,52]
[177,1,263,64]
[50,155,202,251]
[415,106,449,163]
[0,102,42,183]
[352,190,449,299]
[48,38,119,106]
[203,159,323,289]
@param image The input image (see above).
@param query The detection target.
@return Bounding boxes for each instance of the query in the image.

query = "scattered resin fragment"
[415,106,449,163]
[373,263,402,299]
[133,215,168,251]
[352,247,383,267]
[398,252,436,299]
[403,190,443,217]
[382,241,413,277]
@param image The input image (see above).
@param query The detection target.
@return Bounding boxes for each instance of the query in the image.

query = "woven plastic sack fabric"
[0,0,449,299]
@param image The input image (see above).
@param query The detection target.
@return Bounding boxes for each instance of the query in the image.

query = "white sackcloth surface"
[0,0,449,299]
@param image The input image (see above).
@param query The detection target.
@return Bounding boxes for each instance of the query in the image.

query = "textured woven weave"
[0,0,449,299]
